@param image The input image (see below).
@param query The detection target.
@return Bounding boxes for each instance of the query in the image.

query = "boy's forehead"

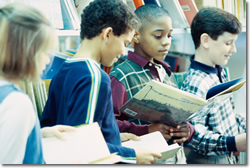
[218,32,238,40]
[140,16,172,32]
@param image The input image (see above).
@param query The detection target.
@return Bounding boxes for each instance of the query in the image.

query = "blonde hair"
[0,3,57,81]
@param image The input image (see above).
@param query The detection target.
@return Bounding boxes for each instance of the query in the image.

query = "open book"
[42,122,121,164]
[120,77,246,127]
[122,131,181,163]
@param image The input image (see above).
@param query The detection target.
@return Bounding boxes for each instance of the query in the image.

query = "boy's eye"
[226,41,233,45]
[168,34,172,38]
[155,35,161,39]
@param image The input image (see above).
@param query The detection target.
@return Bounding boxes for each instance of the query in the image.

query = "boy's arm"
[106,142,136,159]
[110,76,149,136]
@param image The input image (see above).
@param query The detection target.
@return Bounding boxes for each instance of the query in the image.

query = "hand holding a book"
[120,133,141,142]
[134,148,162,164]
[170,122,190,143]
[148,123,172,141]
[41,125,76,140]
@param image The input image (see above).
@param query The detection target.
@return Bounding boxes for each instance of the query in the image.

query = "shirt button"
[149,63,152,66]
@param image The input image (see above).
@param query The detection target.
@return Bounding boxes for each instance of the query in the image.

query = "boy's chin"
[154,55,166,61]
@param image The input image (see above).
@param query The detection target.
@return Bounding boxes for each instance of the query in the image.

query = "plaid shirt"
[181,55,246,158]
[110,51,178,135]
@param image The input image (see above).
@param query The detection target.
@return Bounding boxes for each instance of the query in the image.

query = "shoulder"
[110,60,141,80]
[1,91,35,133]
[2,91,35,119]
[181,68,213,96]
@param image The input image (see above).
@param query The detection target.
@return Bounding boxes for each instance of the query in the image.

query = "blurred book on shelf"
[60,0,80,30]
[164,55,179,72]
[143,0,161,6]
[133,0,145,9]
[74,0,93,19]
[159,0,190,29]
[194,0,246,27]
[41,51,71,80]
[178,0,198,26]
[0,0,64,29]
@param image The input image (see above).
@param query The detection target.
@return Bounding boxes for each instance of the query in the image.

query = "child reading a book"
[109,4,194,164]
[181,7,246,164]
[40,0,162,164]
[0,3,76,164]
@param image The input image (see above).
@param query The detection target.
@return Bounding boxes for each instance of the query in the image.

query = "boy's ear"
[200,33,209,49]
[102,27,113,43]
[133,31,140,43]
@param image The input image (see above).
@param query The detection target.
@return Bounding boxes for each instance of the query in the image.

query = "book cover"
[41,51,71,80]
[159,0,190,29]
[143,0,161,6]
[164,55,179,72]
[42,122,121,164]
[74,0,93,19]
[122,131,181,163]
[133,0,145,9]
[60,0,80,30]
[119,78,246,127]
[126,0,137,11]
[178,0,198,26]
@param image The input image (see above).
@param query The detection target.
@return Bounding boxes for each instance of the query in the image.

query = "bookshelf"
[56,30,80,36]
[1,0,245,164]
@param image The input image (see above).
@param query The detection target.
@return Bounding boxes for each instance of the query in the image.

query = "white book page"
[42,122,112,164]
[122,131,181,162]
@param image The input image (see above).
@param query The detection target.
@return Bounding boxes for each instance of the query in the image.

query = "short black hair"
[80,0,140,40]
[135,4,170,31]
[191,7,242,49]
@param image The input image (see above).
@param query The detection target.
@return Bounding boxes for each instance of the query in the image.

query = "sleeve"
[235,113,246,133]
[40,78,58,127]
[110,76,149,136]
[182,76,230,155]
[106,142,136,160]
[184,121,195,145]
[0,92,36,163]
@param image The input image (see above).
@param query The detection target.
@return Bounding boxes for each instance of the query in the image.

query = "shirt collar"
[67,57,100,68]
[127,51,171,75]
[190,55,222,74]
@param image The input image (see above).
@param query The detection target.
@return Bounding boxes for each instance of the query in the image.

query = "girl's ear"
[200,33,209,49]
[102,27,113,43]
[133,31,140,43]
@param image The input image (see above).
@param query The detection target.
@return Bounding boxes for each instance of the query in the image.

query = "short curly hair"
[135,4,170,32]
[80,0,140,40]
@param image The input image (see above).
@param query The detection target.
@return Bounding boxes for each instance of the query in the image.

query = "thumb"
[53,130,66,141]
[153,152,162,159]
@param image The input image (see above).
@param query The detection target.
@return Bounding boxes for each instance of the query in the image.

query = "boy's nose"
[161,37,171,46]
[230,43,237,53]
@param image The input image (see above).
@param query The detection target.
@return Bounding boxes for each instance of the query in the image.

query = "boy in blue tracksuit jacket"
[41,0,162,164]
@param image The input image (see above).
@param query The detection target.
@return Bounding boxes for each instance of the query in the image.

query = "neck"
[134,45,154,63]
[74,37,101,64]
[0,76,20,87]
[194,48,215,67]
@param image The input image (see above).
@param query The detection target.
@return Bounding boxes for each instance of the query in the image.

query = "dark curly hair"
[80,0,140,40]
[191,7,242,49]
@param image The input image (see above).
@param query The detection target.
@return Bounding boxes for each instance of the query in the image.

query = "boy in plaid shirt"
[110,4,193,164]
[181,7,246,164]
